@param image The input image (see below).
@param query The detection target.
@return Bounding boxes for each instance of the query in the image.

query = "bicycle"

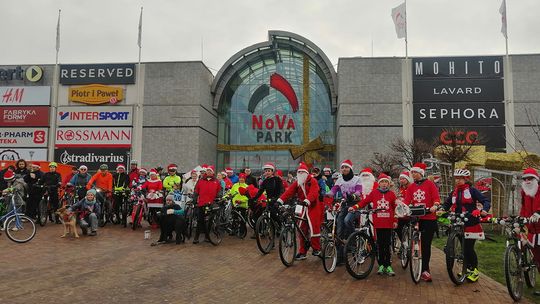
[130,189,146,230]
[494,216,537,302]
[205,198,227,246]
[182,193,196,239]
[0,188,36,243]
[443,211,474,285]
[95,188,113,227]
[344,208,384,279]
[321,199,345,273]
[255,199,282,254]
[278,200,314,267]
[59,184,78,207]
[37,185,59,227]
[114,189,131,227]
[405,205,432,284]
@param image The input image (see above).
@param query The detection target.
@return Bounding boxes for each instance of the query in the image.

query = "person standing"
[404,163,441,282]
[13,159,29,179]
[24,163,44,219]
[128,160,140,186]
[226,167,238,184]
[112,164,130,221]
[38,162,62,223]
[68,165,91,200]
[244,167,258,188]
[192,165,221,244]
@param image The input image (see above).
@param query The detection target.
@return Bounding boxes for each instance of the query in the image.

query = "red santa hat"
[3,169,14,181]
[360,168,374,176]
[522,168,539,180]
[31,163,41,169]
[206,165,215,174]
[139,168,148,174]
[340,159,353,169]
[225,167,234,174]
[276,170,283,177]
[378,173,391,183]
[238,173,247,180]
[410,163,427,176]
[167,164,178,171]
[149,169,158,176]
[323,166,332,173]
[399,171,413,184]
[297,162,309,174]
[262,162,275,171]
[116,164,126,171]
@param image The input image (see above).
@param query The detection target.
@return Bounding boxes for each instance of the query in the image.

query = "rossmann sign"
[57,106,133,126]
[55,127,132,148]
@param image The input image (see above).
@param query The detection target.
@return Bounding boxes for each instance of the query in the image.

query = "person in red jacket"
[519,168,540,296]
[128,160,140,186]
[141,169,163,205]
[395,171,413,243]
[350,173,397,276]
[192,165,221,244]
[404,162,441,282]
[276,170,289,191]
[278,162,322,260]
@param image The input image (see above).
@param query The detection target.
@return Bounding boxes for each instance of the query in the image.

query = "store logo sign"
[69,84,124,105]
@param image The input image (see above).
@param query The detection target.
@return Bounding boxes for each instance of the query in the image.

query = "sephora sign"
[412,56,505,152]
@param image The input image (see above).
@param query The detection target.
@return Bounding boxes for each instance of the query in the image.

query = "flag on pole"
[391,2,407,39]
[55,10,61,52]
[500,0,507,38]
[137,7,143,48]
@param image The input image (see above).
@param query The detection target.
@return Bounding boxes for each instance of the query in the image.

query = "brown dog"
[56,207,79,238]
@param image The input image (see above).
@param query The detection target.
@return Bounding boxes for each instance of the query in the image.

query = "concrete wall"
[336,57,403,168]
[141,61,216,171]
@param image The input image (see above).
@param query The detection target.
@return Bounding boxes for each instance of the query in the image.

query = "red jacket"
[405,179,440,220]
[194,177,221,207]
[224,177,233,190]
[520,189,540,234]
[141,178,163,193]
[280,175,320,205]
[356,188,397,229]
[128,169,139,186]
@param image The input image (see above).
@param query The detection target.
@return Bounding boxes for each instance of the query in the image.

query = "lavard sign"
[69,84,123,105]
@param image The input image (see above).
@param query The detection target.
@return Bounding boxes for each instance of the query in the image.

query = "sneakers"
[386,266,395,276]
[89,231,97,236]
[295,253,307,260]
[312,250,321,257]
[421,271,432,282]
[466,268,480,282]
[377,265,385,275]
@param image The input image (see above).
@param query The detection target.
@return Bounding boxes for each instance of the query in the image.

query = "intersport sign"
[57,106,133,126]
[55,127,132,147]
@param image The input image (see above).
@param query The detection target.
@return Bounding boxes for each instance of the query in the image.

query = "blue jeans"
[336,205,357,262]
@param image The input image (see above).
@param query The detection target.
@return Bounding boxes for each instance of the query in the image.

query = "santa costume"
[519,168,540,271]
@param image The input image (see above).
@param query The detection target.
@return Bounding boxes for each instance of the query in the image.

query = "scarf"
[451,183,473,212]
[342,170,354,182]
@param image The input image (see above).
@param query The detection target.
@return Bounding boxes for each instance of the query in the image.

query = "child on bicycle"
[442,168,490,282]
[349,173,397,276]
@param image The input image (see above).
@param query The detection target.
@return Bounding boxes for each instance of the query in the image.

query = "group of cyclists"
[3,156,540,298]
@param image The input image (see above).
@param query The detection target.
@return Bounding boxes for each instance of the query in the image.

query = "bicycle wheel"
[98,201,108,227]
[231,210,247,239]
[185,208,194,240]
[320,222,331,249]
[255,215,275,254]
[132,205,142,230]
[391,230,402,255]
[504,244,524,302]
[247,208,256,230]
[206,214,223,246]
[445,233,467,285]
[345,231,376,279]
[120,202,128,228]
[409,232,423,283]
[322,240,337,273]
[400,225,410,269]
[5,214,37,243]
[38,199,48,227]
[524,246,537,288]
[278,226,297,267]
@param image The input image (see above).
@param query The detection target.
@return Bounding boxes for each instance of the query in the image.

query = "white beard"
[360,174,375,195]
[297,172,308,196]
[523,180,539,197]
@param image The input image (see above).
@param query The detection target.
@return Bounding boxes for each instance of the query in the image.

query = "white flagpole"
[50,9,61,161]
[503,0,509,58]
[404,0,408,59]
[133,7,144,164]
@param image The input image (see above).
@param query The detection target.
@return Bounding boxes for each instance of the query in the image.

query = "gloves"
[166,209,174,215]
[277,198,284,205]
[303,199,311,207]
[530,212,540,223]
[471,209,481,217]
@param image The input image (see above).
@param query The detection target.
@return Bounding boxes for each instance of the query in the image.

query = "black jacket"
[254,176,284,201]
[112,172,130,190]
[38,172,62,187]
[245,174,258,188]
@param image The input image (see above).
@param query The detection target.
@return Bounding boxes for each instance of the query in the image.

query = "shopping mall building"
[1,30,539,172]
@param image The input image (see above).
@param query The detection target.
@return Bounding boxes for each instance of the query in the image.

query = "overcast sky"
[2,0,539,74]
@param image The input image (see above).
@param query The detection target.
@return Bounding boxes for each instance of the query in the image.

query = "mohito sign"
[57,106,133,126]
[413,103,505,126]
[0,107,50,127]
[413,78,504,102]
[413,56,503,79]
[55,147,130,171]
[0,148,47,161]
[69,84,124,105]
[60,64,136,85]
[55,127,132,147]
[251,114,297,143]
[0,86,51,105]
[0,128,48,147]
[414,126,506,151]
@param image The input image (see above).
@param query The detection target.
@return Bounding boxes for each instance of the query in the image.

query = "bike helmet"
[99,164,109,170]
[453,168,471,178]
[331,172,341,179]
[48,162,58,168]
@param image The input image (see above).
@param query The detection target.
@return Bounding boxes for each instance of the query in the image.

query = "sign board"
[55,127,132,147]
[55,147,130,171]
[0,148,47,161]
[0,128,48,147]
[68,84,124,105]
[412,79,504,102]
[413,56,503,79]
[0,106,50,126]
[60,64,136,85]
[0,66,44,82]
[413,103,505,126]
[414,126,506,151]
[0,86,51,106]
[57,106,133,126]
